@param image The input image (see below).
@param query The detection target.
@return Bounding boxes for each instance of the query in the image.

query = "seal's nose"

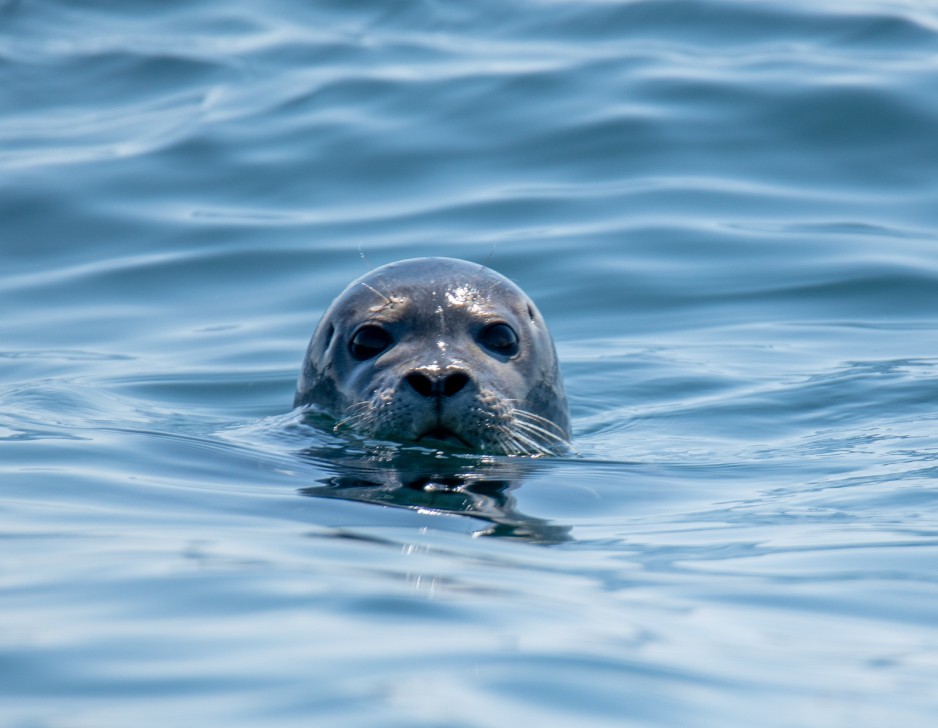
[405,371,470,398]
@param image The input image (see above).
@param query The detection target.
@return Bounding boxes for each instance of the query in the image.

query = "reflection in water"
[297,447,571,544]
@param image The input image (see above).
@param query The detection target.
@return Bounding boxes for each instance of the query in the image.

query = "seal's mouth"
[415,427,474,450]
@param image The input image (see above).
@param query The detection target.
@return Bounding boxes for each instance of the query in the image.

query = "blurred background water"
[2,0,938,726]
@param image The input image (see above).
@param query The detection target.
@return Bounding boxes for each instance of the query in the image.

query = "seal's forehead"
[338,257,529,321]
[351,277,513,320]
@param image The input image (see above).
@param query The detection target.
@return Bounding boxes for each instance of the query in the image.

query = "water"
[2,0,938,725]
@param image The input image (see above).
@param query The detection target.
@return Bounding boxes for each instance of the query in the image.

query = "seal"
[294,257,570,455]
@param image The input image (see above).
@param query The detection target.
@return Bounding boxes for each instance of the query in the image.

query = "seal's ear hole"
[323,323,335,350]
[479,323,520,357]
[349,325,392,361]
[527,305,536,321]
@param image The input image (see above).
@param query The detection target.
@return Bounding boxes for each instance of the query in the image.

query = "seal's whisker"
[480,421,512,455]
[335,401,372,431]
[515,421,560,454]
[478,407,556,455]
[506,428,549,456]
[513,408,568,437]
[512,414,568,443]
[507,401,564,427]
[506,429,534,455]
[359,281,393,305]
[513,424,565,452]
[340,403,370,418]
[495,433,520,456]
[500,434,528,457]
[517,427,550,450]
[487,423,523,455]
[333,416,360,431]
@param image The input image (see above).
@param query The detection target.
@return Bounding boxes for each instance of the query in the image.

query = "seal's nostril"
[405,372,434,397]
[442,372,469,397]
[405,371,471,397]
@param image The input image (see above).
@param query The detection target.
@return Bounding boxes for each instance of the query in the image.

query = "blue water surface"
[2,0,938,726]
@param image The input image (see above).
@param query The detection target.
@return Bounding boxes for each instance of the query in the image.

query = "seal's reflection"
[298,448,571,544]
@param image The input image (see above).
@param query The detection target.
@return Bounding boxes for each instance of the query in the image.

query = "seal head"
[294,257,570,455]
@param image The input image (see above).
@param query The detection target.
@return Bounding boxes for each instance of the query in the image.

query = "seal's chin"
[415,427,474,450]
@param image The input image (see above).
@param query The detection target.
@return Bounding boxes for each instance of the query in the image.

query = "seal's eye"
[349,325,392,360]
[479,323,519,357]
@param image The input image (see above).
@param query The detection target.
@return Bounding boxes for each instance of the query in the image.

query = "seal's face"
[295,257,570,456]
